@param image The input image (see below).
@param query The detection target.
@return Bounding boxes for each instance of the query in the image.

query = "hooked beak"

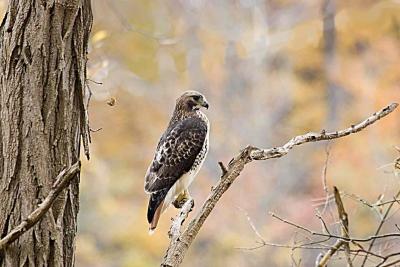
[202,100,209,109]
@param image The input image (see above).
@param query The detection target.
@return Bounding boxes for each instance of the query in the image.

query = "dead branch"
[161,103,398,267]
[363,194,400,265]
[317,144,333,219]
[168,199,194,242]
[336,187,353,267]
[249,103,398,161]
[270,212,400,243]
[316,186,352,267]
[316,241,345,267]
[0,161,81,251]
[238,213,397,263]
[364,151,400,267]
[362,189,400,267]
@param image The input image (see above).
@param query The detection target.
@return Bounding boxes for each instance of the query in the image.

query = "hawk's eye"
[192,95,200,101]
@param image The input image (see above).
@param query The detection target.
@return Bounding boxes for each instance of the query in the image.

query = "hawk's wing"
[144,116,207,194]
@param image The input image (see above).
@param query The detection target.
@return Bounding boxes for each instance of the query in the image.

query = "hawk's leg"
[173,189,193,209]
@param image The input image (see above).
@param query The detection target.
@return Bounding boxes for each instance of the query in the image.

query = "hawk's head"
[176,91,209,112]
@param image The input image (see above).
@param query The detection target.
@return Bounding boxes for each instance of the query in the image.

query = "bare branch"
[316,213,331,235]
[316,241,345,267]
[317,144,332,216]
[161,103,398,267]
[270,212,313,235]
[168,199,194,242]
[376,199,400,207]
[90,127,103,133]
[87,78,103,85]
[236,216,397,264]
[270,212,400,243]
[0,161,81,251]
[381,259,400,267]
[360,189,400,266]
[238,207,265,244]
[249,103,398,161]
[239,239,389,259]
[322,144,331,193]
[316,187,352,267]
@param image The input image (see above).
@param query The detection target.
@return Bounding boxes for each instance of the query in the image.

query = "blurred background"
[1,0,400,266]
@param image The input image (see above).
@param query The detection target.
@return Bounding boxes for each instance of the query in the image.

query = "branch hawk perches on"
[144,91,210,234]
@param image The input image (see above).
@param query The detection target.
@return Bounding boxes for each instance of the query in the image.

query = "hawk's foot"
[173,190,191,209]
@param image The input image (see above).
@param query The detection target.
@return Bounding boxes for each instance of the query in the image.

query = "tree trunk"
[0,1,92,266]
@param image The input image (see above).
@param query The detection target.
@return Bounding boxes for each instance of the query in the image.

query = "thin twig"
[360,189,400,266]
[87,78,103,85]
[319,144,332,215]
[270,212,313,234]
[270,212,400,243]
[381,258,400,267]
[316,213,331,235]
[322,144,331,193]
[90,127,103,133]
[375,199,400,207]
[238,207,265,244]
[238,239,390,260]
[342,192,374,208]
[290,233,302,267]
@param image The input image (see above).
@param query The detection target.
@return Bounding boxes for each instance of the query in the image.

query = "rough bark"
[0,1,92,266]
[0,162,81,251]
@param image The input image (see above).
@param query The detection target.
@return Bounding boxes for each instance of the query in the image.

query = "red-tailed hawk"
[144,91,210,234]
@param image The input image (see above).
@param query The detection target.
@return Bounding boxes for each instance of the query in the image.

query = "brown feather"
[145,91,209,234]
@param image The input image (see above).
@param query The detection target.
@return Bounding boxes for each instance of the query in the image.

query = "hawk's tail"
[147,189,168,234]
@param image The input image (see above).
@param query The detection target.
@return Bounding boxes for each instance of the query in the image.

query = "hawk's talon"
[173,190,193,209]
[173,197,188,209]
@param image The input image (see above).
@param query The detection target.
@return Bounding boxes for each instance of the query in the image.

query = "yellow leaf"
[92,30,108,43]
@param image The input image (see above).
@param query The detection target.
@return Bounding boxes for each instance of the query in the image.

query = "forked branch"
[161,103,398,267]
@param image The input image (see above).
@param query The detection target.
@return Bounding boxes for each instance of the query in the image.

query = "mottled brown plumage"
[144,91,210,233]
